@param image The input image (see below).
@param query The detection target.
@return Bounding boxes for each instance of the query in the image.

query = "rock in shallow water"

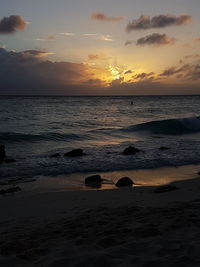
[0,145,6,163]
[154,185,179,194]
[64,149,84,157]
[116,177,134,187]
[159,146,171,150]
[123,146,140,155]
[0,186,21,195]
[5,158,16,163]
[85,175,103,185]
[49,153,61,158]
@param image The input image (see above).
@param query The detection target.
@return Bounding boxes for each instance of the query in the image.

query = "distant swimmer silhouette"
[131,101,133,105]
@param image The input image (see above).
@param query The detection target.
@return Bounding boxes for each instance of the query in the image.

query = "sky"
[0,0,200,95]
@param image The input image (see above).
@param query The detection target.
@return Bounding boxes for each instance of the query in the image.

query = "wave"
[0,132,85,143]
[1,117,200,144]
[119,116,200,135]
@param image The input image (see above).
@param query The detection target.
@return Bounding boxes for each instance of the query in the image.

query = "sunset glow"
[0,0,199,95]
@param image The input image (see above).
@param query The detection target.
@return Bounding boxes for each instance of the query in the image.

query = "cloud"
[194,37,200,42]
[35,38,45,41]
[159,62,200,81]
[0,15,27,34]
[185,64,200,81]
[124,40,133,46]
[83,33,98,37]
[133,72,155,80]
[1,48,199,95]
[124,70,133,74]
[98,35,113,41]
[59,32,75,36]
[160,65,189,77]
[137,33,176,46]
[91,12,124,22]
[87,54,108,61]
[184,54,200,59]
[126,14,192,32]
[182,42,192,48]
[83,78,106,87]
[108,79,200,95]
[0,48,100,95]
[47,35,56,41]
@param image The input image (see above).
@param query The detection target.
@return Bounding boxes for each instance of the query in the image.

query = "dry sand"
[1,169,200,266]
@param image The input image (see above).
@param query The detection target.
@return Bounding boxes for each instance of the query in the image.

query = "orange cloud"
[91,12,124,22]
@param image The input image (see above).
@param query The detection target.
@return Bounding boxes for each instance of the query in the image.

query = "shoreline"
[1,163,200,195]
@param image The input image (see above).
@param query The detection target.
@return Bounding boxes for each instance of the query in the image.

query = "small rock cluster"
[84,174,134,188]
[0,145,16,164]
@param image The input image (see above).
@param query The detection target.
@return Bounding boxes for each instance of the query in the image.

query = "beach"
[1,166,200,267]
[0,96,200,266]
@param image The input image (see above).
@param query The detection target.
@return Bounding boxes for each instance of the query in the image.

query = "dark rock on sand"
[123,146,140,155]
[0,186,21,195]
[154,185,179,194]
[116,177,134,187]
[85,175,103,185]
[159,146,171,150]
[64,149,84,157]
[0,145,6,163]
[49,153,61,158]
[5,158,16,163]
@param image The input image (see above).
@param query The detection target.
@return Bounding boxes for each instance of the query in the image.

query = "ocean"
[0,95,200,185]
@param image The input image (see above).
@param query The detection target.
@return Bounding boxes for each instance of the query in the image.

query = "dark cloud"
[124,70,133,74]
[0,15,27,34]
[160,62,200,81]
[133,72,155,80]
[137,33,176,46]
[160,65,189,77]
[91,12,123,22]
[126,14,192,32]
[124,40,133,46]
[185,64,200,81]
[83,79,106,87]
[0,48,96,95]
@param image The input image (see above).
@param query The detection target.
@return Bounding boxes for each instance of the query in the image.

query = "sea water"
[0,95,200,183]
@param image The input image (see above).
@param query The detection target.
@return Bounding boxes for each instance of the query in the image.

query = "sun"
[109,65,122,80]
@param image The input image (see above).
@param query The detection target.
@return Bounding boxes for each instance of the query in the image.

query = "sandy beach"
[1,166,200,267]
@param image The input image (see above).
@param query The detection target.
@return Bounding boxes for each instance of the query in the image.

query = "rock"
[49,153,61,158]
[116,177,134,187]
[0,145,6,163]
[5,158,16,163]
[154,185,179,194]
[64,149,84,157]
[85,175,103,185]
[123,146,140,155]
[159,147,171,150]
[198,172,200,175]
[0,186,21,195]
